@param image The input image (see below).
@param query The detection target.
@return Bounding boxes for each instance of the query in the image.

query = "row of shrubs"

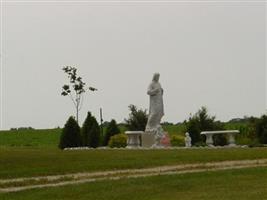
[59,106,267,149]
[59,112,126,149]
[59,112,187,149]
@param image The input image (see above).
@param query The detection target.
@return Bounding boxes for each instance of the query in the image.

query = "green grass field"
[163,124,186,135]
[1,147,267,179]
[0,123,250,148]
[0,127,266,180]
[0,126,183,148]
[0,127,266,200]
[1,167,266,200]
[0,129,61,147]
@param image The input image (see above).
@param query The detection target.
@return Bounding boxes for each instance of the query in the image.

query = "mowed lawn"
[1,147,267,179]
[1,167,267,200]
[1,128,267,200]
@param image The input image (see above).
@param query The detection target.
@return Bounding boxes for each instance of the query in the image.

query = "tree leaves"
[61,66,97,123]
[89,87,97,91]
[125,105,148,131]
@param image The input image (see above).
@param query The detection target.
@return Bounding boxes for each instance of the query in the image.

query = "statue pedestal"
[141,133,155,148]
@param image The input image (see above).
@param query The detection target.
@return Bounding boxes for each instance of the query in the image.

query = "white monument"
[185,132,192,147]
[143,73,165,147]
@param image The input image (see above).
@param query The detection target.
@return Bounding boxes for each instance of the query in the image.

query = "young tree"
[103,119,121,146]
[59,116,82,149]
[125,105,148,131]
[61,66,97,124]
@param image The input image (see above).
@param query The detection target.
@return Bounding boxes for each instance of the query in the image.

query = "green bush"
[88,116,101,148]
[103,119,120,146]
[186,107,225,145]
[81,112,100,148]
[170,135,185,147]
[213,134,228,146]
[125,105,148,131]
[248,139,265,148]
[236,135,253,146]
[186,117,202,145]
[81,112,94,146]
[256,115,267,144]
[108,134,127,148]
[59,116,82,149]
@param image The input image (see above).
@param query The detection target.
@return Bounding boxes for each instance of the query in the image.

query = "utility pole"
[100,108,104,143]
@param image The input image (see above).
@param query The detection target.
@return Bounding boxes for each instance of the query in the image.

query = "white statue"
[145,73,164,146]
[185,132,192,147]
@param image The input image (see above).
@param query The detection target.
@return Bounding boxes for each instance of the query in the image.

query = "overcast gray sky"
[1,0,266,130]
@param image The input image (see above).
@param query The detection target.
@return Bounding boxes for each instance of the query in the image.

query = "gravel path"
[1,159,267,193]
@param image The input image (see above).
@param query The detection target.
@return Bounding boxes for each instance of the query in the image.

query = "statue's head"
[152,73,160,82]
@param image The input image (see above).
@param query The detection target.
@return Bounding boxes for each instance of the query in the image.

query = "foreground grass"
[1,167,266,200]
[1,147,267,179]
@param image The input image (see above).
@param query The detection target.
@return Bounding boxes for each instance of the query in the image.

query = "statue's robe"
[145,81,164,133]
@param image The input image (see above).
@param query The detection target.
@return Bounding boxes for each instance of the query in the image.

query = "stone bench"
[125,131,143,148]
[200,130,240,147]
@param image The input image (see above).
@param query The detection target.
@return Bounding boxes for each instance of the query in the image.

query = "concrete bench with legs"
[125,131,143,148]
[200,130,240,147]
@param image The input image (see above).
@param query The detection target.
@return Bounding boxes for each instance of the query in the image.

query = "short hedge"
[108,134,127,148]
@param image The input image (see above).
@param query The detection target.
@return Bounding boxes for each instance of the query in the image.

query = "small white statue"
[185,132,192,147]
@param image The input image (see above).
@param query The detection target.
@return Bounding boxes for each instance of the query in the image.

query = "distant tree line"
[10,127,35,131]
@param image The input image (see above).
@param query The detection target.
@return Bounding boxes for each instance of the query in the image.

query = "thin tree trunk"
[76,105,79,124]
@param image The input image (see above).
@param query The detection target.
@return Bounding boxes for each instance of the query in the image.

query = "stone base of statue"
[143,125,165,148]
[141,133,155,148]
